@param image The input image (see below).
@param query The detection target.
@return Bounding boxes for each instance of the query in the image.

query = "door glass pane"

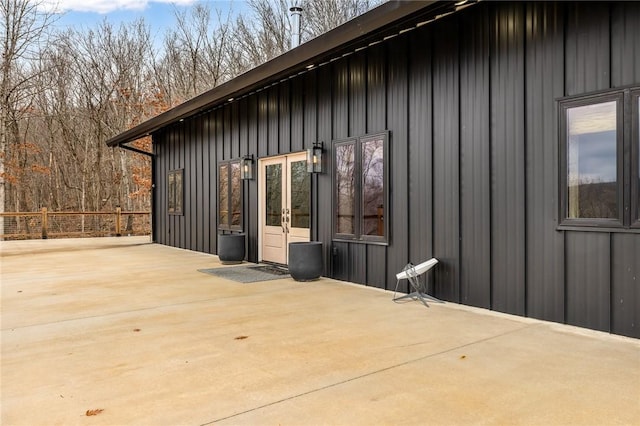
[219,164,229,225]
[335,143,355,234]
[361,137,384,236]
[231,162,241,226]
[637,97,640,221]
[290,160,310,228]
[266,163,282,226]
[567,101,617,218]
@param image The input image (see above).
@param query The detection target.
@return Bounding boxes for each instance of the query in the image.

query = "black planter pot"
[218,234,245,264]
[288,241,323,281]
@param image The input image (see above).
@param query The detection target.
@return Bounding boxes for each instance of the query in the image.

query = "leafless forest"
[0,0,382,217]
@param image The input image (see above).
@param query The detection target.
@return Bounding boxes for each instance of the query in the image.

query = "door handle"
[282,212,286,233]
[282,208,286,232]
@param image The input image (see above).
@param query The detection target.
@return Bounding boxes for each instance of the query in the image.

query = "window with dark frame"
[168,169,183,215]
[559,87,640,229]
[334,131,388,243]
[218,160,242,231]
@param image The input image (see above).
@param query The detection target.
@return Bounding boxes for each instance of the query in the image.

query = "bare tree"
[155,3,234,105]
[57,20,154,212]
[27,19,155,213]
[301,0,384,40]
[1,0,55,239]
[231,0,291,71]
[229,0,383,72]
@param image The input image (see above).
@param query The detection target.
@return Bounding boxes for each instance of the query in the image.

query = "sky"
[43,0,249,38]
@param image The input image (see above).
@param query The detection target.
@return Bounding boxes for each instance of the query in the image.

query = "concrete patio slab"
[1,237,639,425]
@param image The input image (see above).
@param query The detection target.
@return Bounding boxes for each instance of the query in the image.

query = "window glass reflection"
[361,138,384,236]
[567,101,617,218]
[336,143,355,234]
[290,160,310,229]
[231,162,241,226]
[168,172,175,212]
[219,164,229,225]
[266,164,282,227]
[174,170,182,213]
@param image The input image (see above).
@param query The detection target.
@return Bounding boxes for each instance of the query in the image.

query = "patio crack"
[200,323,536,425]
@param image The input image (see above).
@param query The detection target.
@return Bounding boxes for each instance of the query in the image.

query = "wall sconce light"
[241,155,254,180]
[307,142,324,173]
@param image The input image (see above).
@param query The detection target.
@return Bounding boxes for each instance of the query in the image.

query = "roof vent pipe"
[290,6,302,48]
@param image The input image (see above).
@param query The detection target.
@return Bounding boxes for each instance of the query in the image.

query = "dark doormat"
[198,264,290,283]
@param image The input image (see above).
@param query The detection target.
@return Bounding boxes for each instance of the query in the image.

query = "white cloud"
[41,0,197,14]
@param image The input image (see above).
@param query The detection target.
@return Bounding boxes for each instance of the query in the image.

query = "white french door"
[259,152,310,264]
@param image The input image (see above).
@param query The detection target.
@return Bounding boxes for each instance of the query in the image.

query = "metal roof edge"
[106,0,450,147]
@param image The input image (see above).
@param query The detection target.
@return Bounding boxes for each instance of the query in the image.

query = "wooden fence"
[0,208,151,240]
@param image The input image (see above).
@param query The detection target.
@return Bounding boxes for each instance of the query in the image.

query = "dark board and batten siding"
[408,30,434,296]
[432,17,460,303]
[152,2,640,338]
[459,6,491,309]
[525,2,565,323]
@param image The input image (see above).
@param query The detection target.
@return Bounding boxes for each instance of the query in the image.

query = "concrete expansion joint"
[202,324,536,425]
